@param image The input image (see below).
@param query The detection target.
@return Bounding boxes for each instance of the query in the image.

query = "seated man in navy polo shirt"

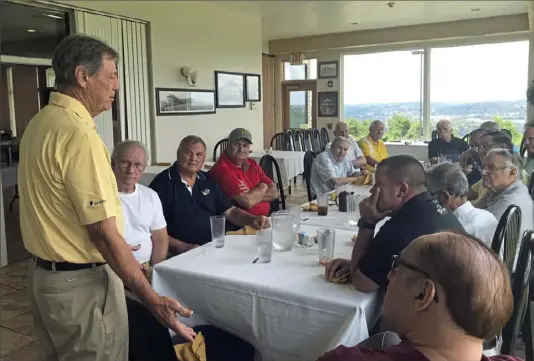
[325,155,464,293]
[149,135,270,254]
[428,119,469,164]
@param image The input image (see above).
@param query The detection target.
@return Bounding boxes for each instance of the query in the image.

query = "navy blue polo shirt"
[149,162,233,246]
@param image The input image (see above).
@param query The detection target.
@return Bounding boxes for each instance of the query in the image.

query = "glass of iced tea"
[317,193,329,216]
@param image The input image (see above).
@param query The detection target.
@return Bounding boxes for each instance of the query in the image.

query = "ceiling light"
[470,8,480,12]
[45,13,63,19]
[26,29,36,33]
[351,22,359,25]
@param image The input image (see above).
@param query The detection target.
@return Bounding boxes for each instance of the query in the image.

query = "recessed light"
[26,29,36,33]
[44,13,63,19]
[471,8,480,12]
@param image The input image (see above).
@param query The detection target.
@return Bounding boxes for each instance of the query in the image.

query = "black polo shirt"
[428,136,468,162]
[149,162,232,246]
[358,192,465,288]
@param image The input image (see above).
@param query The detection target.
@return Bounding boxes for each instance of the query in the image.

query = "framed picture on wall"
[155,88,216,116]
[245,73,261,101]
[317,61,338,79]
[215,71,246,108]
[318,91,339,117]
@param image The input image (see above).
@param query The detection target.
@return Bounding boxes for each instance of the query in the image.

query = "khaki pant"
[27,261,128,361]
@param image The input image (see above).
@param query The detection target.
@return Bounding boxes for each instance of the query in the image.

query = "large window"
[430,41,528,145]
[343,50,424,141]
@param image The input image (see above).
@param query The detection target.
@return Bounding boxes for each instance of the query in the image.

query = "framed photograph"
[214,71,245,108]
[318,91,339,117]
[318,61,338,79]
[155,88,216,116]
[245,73,261,102]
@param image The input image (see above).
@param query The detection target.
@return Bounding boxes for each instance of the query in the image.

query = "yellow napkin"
[174,332,206,361]
[226,225,257,235]
[302,203,319,212]
[352,173,373,186]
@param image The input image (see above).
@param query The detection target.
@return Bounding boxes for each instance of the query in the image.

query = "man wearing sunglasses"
[318,232,518,361]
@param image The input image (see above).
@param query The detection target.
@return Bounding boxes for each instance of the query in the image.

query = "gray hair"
[177,135,206,158]
[111,140,148,164]
[436,119,451,130]
[333,121,349,134]
[426,163,469,197]
[480,121,500,132]
[330,136,350,150]
[52,34,119,90]
[486,149,524,174]
[369,120,384,131]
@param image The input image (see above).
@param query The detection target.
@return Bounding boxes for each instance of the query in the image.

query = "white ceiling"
[209,1,530,40]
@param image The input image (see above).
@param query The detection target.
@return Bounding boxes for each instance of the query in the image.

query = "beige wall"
[63,1,263,162]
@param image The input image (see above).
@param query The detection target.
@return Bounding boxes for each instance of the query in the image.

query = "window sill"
[384,141,429,147]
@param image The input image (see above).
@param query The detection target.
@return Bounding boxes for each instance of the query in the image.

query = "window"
[430,41,528,145]
[343,50,424,141]
[284,59,317,80]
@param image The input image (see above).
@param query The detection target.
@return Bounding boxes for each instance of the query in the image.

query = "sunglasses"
[391,255,439,303]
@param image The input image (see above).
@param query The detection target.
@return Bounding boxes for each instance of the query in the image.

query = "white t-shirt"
[453,201,498,248]
[326,137,364,162]
[120,184,167,263]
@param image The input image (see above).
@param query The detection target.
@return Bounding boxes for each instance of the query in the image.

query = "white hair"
[111,140,149,164]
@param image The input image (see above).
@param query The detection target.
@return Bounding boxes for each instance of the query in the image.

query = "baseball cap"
[228,128,253,144]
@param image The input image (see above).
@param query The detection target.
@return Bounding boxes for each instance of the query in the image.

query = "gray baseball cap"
[228,128,253,144]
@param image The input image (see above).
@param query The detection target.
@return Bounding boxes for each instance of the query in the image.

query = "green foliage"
[494,116,522,146]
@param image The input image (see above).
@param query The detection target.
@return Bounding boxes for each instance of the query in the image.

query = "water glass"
[256,229,273,263]
[317,192,329,216]
[317,228,335,265]
[347,194,359,225]
[272,211,294,251]
[287,205,301,232]
[210,215,226,248]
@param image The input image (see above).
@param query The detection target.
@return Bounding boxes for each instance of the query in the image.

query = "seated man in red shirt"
[210,128,278,216]
[317,232,519,361]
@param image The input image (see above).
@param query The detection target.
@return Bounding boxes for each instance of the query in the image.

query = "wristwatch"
[357,218,376,230]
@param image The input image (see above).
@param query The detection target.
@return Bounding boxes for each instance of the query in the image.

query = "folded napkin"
[352,173,373,186]
[301,203,319,212]
[174,332,206,361]
[226,225,258,236]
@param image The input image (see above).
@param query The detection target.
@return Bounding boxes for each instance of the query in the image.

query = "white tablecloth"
[153,224,381,361]
[249,151,306,189]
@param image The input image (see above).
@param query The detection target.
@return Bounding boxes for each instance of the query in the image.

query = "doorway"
[282,80,317,131]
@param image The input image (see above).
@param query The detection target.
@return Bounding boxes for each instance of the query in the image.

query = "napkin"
[226,225,258,235]
[301,203,319,212]
[174,332,206,361]
[352,173,373,186]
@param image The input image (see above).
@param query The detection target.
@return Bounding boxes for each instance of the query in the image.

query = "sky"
[343,40,529,104]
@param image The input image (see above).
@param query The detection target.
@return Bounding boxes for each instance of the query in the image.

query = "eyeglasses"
[118,160,145,171]
[481,165,511,173]
[391,255,439,302]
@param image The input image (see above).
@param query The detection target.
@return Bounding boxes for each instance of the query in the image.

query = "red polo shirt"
[209,152,272,216]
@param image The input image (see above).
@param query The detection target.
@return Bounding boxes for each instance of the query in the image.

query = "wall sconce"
[181,66,198,87]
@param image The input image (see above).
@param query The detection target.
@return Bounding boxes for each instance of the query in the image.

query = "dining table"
[152,223,382,361]
[249,150,306,189]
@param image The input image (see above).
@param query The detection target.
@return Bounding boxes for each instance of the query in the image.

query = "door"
[282,80,316,131]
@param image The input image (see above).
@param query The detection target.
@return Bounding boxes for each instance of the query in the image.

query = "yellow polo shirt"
[18,92,123,263]
[358,135,388,172]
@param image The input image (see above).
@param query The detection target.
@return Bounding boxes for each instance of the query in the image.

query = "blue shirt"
[149,162,233,246]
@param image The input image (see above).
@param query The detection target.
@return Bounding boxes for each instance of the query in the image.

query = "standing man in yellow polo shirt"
[358,120,388,172]
[19,35,195,361]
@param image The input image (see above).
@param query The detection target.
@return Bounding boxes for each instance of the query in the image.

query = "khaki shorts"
[27,261,128,361]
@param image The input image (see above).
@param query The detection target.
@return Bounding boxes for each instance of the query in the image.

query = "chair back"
[286,130,295,151]
[491,205,522,274]
[431,130,438,140]
[303,129,314,151]
[303,150,317,202]
[213,138,228,162]
[501,230,534,355]
[320,127,330,151]
[311,128,322,153]
[292,129,305,151]
[270,132,293,151]
[501,128,513,139]
[259,155,286,210]
[529,172,534,200]
[462,133,470,144]
[520,136,528,158]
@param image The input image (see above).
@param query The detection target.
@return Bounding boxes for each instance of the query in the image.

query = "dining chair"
[320,127,330,151]
[270,132,293,151]
[311,128,322,154]
[212,138,228,162]
[303,150,317,202]
[529,172,534,200]
[491,204,522,275]
[259,154,286,211]
[286,130,295,151]
[292,129,305,151]
[303,129,314,152]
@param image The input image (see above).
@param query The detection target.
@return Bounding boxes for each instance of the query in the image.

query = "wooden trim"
[282,80,317,131]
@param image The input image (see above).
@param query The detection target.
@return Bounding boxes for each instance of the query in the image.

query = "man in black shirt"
[428,120,469,164]
[326,155,465,293]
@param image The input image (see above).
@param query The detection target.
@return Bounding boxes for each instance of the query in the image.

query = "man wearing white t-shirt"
[111,140,169,266]
[325,121,366,167]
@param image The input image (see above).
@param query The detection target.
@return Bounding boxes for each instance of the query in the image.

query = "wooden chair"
[303,151,317,202]
[259,155,286,211]
[491,205,522,275]
[212,138,228,162]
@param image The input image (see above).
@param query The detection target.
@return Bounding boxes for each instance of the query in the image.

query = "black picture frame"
[155,88,216,116]
[245,73,261,102]
[318,91,339,117]
[214,71,246,108]
[317,61,339,79]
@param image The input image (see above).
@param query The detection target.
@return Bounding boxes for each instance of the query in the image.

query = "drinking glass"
[317,192,329,216]
[317,228,335,265]
[272,211,294,251]
[287,205,301,232]
[256,229,273,263]
[210,215,226,248]
[347,194,359,226]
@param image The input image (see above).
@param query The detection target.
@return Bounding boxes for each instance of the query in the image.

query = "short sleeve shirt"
[326,137,364,163]
[358,135,388,172]
[427,136,469,162]
[358,192,465,288]
[209,152,272,216]
[149,163,233,246]
[18,92,123,263]
[310,150,358,195]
